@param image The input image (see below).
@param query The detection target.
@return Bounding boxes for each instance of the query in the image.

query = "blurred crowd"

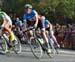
[53,23,75,49]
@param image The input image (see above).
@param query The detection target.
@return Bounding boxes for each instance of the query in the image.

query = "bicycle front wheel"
[0,36,8,53]
[29,37,43,59]
[13,35,22,54]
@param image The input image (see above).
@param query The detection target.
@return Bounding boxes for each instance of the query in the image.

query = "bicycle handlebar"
[23,27,35,32]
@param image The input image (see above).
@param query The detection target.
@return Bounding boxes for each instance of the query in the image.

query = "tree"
[1,0,75,23]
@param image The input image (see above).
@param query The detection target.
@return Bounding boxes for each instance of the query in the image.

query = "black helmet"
[24,4,32,9]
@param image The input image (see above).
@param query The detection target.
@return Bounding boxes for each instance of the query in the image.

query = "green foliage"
[1,0,75,23]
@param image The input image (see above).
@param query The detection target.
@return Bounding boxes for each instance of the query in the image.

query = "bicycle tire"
[29,37,43,59]
[0,35,8,53]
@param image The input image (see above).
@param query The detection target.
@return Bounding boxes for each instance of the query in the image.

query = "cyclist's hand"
[23,28,27,32]
[34,24,37,28]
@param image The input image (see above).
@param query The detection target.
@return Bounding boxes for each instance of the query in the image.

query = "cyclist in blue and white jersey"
[41,16,60,47]
[23,4,51,53]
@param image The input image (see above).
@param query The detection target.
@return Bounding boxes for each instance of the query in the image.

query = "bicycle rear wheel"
[29,37,43,59]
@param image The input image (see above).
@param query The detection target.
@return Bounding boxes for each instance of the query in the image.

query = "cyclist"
[41,16,60,47]
[23,4,51,53]
[0,11,15,52]
[15,18,24,34]
[15,18,25,43]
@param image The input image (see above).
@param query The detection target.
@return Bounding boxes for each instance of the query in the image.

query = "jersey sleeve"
[33,10,38,16]
[0,14,5,19]
[0,12,6,19]
[23,14,27,22]
[46,20,49,22]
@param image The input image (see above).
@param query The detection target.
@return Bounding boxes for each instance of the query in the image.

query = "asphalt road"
[0,45,75,62]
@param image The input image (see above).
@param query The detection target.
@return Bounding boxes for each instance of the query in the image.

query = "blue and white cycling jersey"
[15,21,24,30]
[44,20,53,33]
[44,20,49,27]
[23,10,38,22]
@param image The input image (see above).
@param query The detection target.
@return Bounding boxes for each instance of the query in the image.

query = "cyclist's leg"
[3,20,15,42]
[49,29,60,47]
[46,24,60,47]
[27,30,33,41]
[25,21,34,41]
[38,20,50,51]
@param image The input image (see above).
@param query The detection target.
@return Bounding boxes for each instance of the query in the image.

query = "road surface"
[0,45,75,62]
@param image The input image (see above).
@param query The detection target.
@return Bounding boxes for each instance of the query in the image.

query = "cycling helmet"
[24,4,32,9]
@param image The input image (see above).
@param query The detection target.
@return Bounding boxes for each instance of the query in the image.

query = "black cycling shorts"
[27,20,44,30]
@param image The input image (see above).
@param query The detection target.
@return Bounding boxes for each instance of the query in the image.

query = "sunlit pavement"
[0,45,75,62]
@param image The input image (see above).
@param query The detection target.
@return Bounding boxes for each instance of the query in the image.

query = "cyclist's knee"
[4,23,11,33]
[40,29,46,35]
[29,30,33,36]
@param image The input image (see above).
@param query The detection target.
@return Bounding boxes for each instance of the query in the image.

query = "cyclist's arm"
[35,15,38,27]
[23,14,27,31]
[34,11,39,28]
[49,23,53,31]
[24,21,27,31]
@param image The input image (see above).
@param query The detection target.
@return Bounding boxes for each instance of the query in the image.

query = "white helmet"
[24,4,32,9]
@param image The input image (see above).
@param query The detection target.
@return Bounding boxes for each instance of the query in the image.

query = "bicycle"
[23,27,52,59]
[47,34,59,54]
[0,28,22,54]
